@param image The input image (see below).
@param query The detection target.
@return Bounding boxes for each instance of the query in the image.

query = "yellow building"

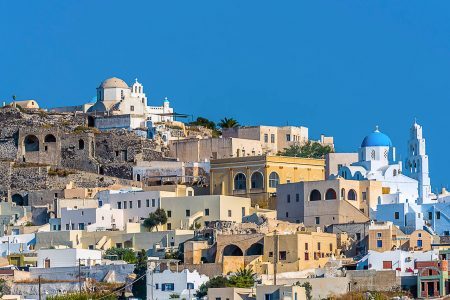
[210,155,325,208]
[368,221,435,252]
[261,230,338,273]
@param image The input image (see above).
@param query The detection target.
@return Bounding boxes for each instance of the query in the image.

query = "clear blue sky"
[1,1,450,190]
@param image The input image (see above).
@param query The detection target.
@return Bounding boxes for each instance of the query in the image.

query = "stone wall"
[347,270,401,292]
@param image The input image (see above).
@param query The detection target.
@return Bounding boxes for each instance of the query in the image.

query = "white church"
[334,121,450,235]
[87,77,174,129]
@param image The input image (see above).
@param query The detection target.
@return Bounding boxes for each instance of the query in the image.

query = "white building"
[97,189,178,223]
[60,204,124,231]
[148,269,209,300]
[88,77,174,129]
[357,249,438,277]
[0,233,35,256]
[36,248,102,268]
[336,126,419,211]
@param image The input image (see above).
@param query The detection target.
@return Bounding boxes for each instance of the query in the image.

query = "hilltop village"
[1,77,449,300]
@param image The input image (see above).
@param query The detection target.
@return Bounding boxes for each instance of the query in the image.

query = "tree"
[218,117,239,129]
[104,247,136,263]
[189,117,216,130]
[295,281,312,300]
[227,267,256,288]
[143,208,168,232]
[194,276,229,298]
[132,249,148,299]
[277,141,334,159]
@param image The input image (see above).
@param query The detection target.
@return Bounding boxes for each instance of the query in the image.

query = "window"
[317,242,321,250]
[271,134,275,143]
[155,284,159,290]
[264,134,268,143]
[205,209,210,216]
[394,212,399,219]
[123,201,127,209]
[356,233,361,240]
[341,188,346,200]
[228,210,232,217]
[428,212,433,220]
[268,251,273,257]
[285,212,289,218]
[187,283,194,290]
[186,210,191,217]
[437,211,441,219]
[325,189,337,200]
[304,252,309,261]
[310,190,321,201]
[152,199,156,207]
[444,231,449,236]
[286,134,291,142]
[315,217,320,225]
[66,224,70,230]
[269,172,280,188]
[305,243,308,250]
[377,240,383,248]
[362,192,367,201]
[138,200,141,208]
[117,202,122,209]
[146,199,149,207]
[167,211,172,218]
[279,251,287,260]
[329,243,333,251]
[417,240,423,248]
[78,139,85,150]
[234,173,247,190]
[242,207,246,217]
[167,223,172,230]
[287,194,291,203]
[78,223,85,230]
[382,261,392,269]
[71,223,75,230]
[251,172,264,189]
[296,194,300,202]
[348,189,357,200]
[418,232,422,238]
[376,232,382,238]
[130,105,135,111]
[129,201,132,209]
[161,283,174,291]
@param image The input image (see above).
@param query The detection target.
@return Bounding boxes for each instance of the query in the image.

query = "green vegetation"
[295,281,312,300]
[48,168,75,177]
[189,116,221,137]
[46,292,117,300]
[132,249,148,299]
[143,208,168,232]
[74,125,100,134]
[218,117,240,129]
[195,276,229,298]
[277,141,334,159]
[195,267,256,298]
[104,247,136,263]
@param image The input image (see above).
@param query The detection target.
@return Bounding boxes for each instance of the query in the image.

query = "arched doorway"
[223,244,243,256]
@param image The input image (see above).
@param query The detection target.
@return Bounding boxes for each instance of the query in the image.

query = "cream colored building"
[325,152,358,179]
[160,195,251,230]
[261,231,338,273]
[8,100,39,109]
[368,221,435,252]
[210,155,325,208]
[222,125,309,155]
[168,137,263,162]
[277,178,383,227]
[208,285,306,300]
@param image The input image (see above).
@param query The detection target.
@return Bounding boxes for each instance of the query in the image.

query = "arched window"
[325,189,337,200]
[348,189,357,201]
[78,139,85,150]
[246,243,263,256]
[251,172,264,189]
[341,188,346,200]
[223,244,243,256]
[310,189,321,201]
[24,135,39,152]
[234,173,247,190]
[44,134,56,143]
[269,172,280,188]
[371,149,376,159]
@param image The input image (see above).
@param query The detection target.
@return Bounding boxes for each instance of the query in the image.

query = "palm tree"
[228,267,256,288]
[218,117,240,129]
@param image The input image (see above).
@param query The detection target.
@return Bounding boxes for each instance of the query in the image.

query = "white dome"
[99,77,129,89]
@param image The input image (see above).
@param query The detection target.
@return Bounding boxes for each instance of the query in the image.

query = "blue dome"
[361,129,392,147]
